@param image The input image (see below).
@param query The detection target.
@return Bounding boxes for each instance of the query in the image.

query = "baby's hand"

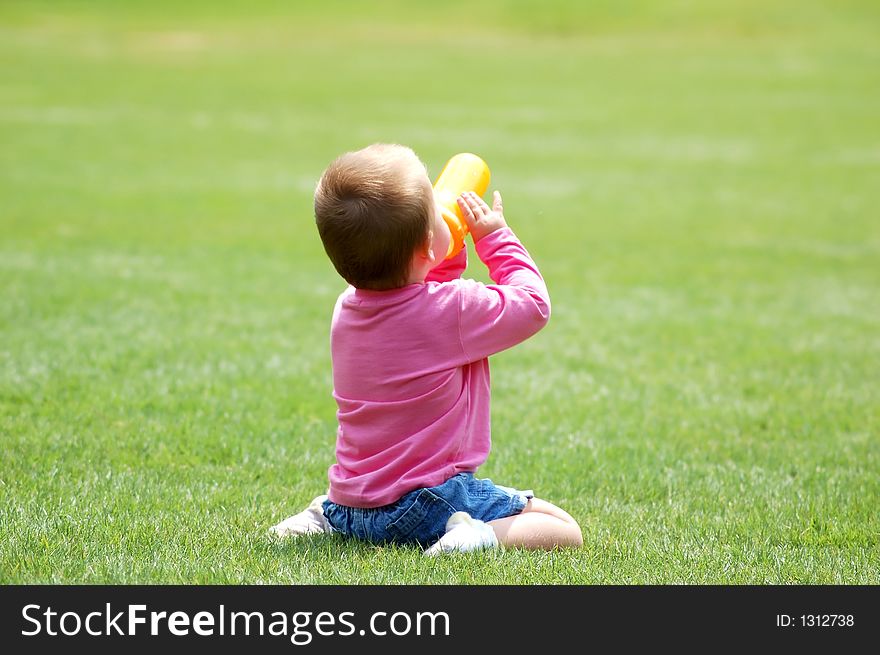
[457,190,507,243]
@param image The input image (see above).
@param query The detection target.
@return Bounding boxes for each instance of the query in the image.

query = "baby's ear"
[423,229,436,263]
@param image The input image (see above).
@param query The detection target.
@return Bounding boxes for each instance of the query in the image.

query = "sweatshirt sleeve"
[456,227,551,362]
[426,245,467,283]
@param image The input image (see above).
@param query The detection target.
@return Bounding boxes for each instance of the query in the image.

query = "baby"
[271,143,582,554]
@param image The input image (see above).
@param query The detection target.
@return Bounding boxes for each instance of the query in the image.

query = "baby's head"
[314,143,447,291]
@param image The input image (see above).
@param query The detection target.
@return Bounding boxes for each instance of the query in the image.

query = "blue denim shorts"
[322,472,533,547]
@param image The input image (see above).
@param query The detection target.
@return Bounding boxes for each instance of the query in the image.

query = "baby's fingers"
[492,190,503,215]
[467,191,490,213]
[463,191,489,214]
[457,195,477,218]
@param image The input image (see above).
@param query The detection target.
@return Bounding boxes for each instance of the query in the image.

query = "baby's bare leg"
[488,498,583,550]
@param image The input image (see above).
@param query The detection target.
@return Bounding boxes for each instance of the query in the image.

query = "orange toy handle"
[433,153,491,259]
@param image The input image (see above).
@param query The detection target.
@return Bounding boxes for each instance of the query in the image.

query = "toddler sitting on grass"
[271,144,582,555]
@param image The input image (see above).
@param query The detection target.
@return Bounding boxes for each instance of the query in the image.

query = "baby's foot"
[269,495,330,538]
[424,511,498,556]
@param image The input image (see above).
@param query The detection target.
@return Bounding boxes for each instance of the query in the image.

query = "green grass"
[1,0,878,584]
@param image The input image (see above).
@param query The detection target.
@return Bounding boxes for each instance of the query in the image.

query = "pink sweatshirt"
[326,227,550,508]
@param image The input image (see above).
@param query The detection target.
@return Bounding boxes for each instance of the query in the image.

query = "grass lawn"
[1,0,878,584]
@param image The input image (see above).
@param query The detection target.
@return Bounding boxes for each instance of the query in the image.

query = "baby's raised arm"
[453,190,551,363]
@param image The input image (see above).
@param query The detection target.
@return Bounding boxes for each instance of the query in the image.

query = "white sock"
[424,511,499,556]
[268,495,330,538]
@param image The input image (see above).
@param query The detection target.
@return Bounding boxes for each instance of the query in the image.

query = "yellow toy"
[433,153,491,259]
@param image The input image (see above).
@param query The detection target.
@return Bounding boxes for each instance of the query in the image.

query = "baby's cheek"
[439,238,453,263]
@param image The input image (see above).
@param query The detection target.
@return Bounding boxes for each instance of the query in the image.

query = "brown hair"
[314,144,433,290]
